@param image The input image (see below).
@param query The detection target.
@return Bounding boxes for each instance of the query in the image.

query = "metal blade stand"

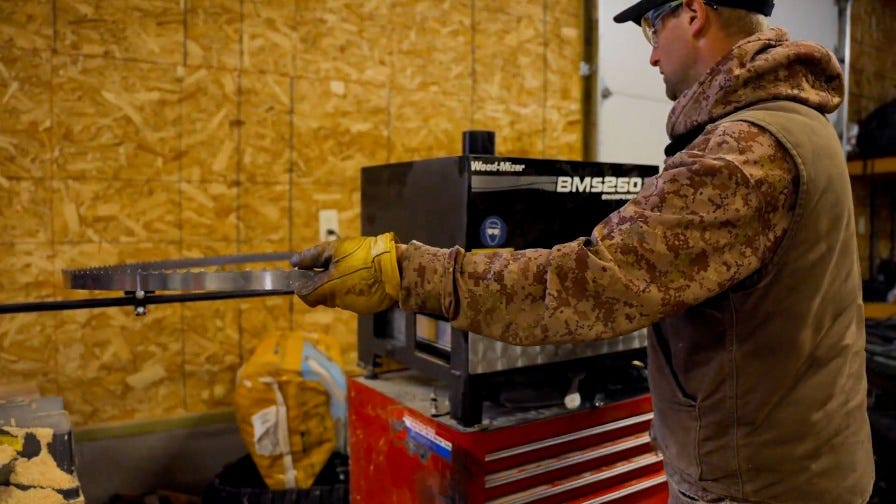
[0,252,315,316]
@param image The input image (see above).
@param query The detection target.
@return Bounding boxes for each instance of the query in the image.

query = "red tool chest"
[348,371,668,503]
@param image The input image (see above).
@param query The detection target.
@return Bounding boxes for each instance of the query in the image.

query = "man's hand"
[291,233,400,314]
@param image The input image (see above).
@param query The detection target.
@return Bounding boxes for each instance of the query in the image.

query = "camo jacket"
[398,28,843,345]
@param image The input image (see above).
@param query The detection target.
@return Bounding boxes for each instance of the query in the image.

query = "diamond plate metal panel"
[467,329,648,374]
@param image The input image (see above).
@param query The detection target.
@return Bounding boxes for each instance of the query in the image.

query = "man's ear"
[682,0,710,38]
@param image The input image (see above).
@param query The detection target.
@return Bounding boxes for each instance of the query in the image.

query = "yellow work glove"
[291,232,400,314]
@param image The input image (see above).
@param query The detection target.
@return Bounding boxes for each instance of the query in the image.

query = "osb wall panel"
[0,244,58,303]
[243,0,298,75]
[848,0,896,279]
[848,0,896,124]
[56,0,184,64]
[181,68,239,182]
[239,297,295,358]
[239,183,291,246]
[292,78,389,187]
[545,9,583,160]
[0,244,58,396]
[0,312,58,396]
[183,300,241,412]
[295,2,391,87]
[1,180,53,242]
[389,0,472,160]
[390,91,473,161]
[52,180,182,243]
[0,0,583,427]
[186,0,241,70]
[474,5,547,157]
[240,72,292,184]
[0,1,52,52]
[55,305,186,424]
[0,48,53,179]
[181,181,239,244]
[390,0,471,94]
[53,55,181,181]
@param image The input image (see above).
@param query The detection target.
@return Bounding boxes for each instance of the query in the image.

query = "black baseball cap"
[613,0,775,25]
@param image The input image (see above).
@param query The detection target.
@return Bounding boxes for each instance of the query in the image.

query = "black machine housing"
[359,132,659,426]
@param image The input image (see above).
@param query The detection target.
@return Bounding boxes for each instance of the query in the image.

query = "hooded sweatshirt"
[399,28,872,503]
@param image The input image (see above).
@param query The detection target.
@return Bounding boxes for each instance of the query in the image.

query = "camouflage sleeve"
[399,121,797,345]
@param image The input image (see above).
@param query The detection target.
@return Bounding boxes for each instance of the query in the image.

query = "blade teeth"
[62,253,295,291]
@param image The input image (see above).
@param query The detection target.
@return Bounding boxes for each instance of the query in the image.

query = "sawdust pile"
[0,444,16,465]
[0,427,83,503]
[0,486,67,504]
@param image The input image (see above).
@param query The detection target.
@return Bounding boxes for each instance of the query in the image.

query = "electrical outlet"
[319,209,339,241]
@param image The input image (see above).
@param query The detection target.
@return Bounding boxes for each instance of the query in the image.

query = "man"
[291,0,874,502]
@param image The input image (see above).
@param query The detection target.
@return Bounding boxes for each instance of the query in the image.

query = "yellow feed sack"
[234,331,342,490]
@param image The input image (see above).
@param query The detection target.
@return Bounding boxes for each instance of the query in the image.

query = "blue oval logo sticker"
[480,216,507,247]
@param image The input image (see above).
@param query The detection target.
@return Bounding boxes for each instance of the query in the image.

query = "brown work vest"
[648,100,874,503]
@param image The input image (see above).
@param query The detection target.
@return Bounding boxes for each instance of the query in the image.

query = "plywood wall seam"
[238,0,245,73]
[287,73,295,330]
[236,0,245,367]
[287,73,296,333]
[51,0,58,52]
[182,0,189,67]
[235,0,244,255]
[177,53,186,413]
[49,60,57,213]
[179,281,188,412]
[48,50,184,72]
[49,0,60,397]
[542,0,549,158]
[470,0,478,129]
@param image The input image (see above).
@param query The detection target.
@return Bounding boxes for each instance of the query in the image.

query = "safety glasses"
[641,0,684,47]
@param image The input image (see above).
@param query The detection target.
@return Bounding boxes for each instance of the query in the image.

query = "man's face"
[646,4,697,100]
